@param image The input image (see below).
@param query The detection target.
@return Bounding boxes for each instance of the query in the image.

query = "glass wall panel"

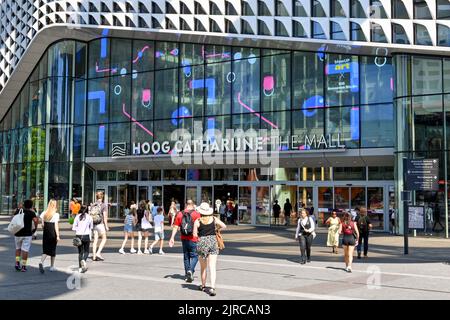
[256,186,270,225]
[360,56,393,104]
[232,56,260,113]
[110,75,131,123]
[154,68,178,119]
[292,109,324,149]
[86,124,109,157]
[262,54,290,112]
[333,167,366,180]
[75,42,87,79]
[361,104,394,147]
[213,169,239,181]
[325,54,359,107]
[132,71,154,121]
[187,169,211,181]
[368,166,394,180]
[155,42,179,69]
[110,38,132,75]
[412,56,442,95]
[326,107,360,148]
[412,95,443,151]
[48,41,74,78]
[351,187,366,209]
[180,64,204,117]
[368,187,384,230]
[205,62,231,116]
[334,187,349,210]
[109,122,130,156]
[48,126,71,162]
[133,39,154,73]
[87,77,109,124]
[49,77,71,124]
[88,38,111,78]
[74,80,86,125]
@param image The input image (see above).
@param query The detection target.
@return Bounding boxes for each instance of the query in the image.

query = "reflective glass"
[360,56,393,104]
[262,54,290,112]
[325,54,359,107]
[232,56,260,113]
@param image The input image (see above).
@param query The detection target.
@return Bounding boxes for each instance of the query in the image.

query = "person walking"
[72,205,93,273]
[38,199,60,273]
[13,199,39,272]
[339,212,359,273]
[70,198,81,218]
[295,209,315,264]
[284,199,293,226]
[140,202,153,254]
[219,201,226,223]
[135,200,149,254]
[90,191,109,261]
[119,207,137,254]
[272,200,281,226]
[150,207,165,254]
[355,207,372,259]
[193,202,227,296]
[168,201,177,227]
[326,210,341,254]
[169,199,201,283]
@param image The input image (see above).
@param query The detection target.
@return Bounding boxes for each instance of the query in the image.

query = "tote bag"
[8,209,24,235]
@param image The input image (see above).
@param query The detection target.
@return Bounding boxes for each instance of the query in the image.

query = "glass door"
[201,186,212,205]
[238,186,252,224]
[318,187,333,226]
[367,187,384,230]
[272,185,297,226]
[138,186,148,203]
[186,186,197,205]
[107,186,118,218]
[152,186,163,208]
[256,186,271,225]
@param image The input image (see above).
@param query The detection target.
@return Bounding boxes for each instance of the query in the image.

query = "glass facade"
[394,54,450,238]
[0,37,397,220]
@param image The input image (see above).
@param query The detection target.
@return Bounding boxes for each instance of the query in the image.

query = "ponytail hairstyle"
[79,205,89,221]
[343,212,351,225]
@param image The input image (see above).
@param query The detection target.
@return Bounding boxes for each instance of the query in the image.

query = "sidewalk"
[0,217,449,300]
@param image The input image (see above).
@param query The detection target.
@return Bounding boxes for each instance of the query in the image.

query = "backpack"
[358,216,368,232]
[89,203,104,225]
[8,209,25,235]
[180,210,194,236]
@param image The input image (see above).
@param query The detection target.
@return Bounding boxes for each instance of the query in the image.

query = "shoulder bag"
[214,217,225,250]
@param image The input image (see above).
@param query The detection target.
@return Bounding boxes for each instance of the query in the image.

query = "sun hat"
[197,202,213,216]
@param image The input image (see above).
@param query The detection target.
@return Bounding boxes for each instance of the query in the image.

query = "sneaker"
[130,248,137,254]
[208,288,216,296]
[81,260,87,270]
[307,259,311,263]
[49,266,56,272]
[20,266,27,272]
[186,270,193,283]
[39,263,44,274]
[137,250,143,255]
[159,250,165,255]
[144,249,150,254]
[78,268,83,273]
[15,262,21,271]
[347,267,352,273]
[119,249,126,254]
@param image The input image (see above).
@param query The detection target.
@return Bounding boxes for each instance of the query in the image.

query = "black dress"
[43,221,57,257]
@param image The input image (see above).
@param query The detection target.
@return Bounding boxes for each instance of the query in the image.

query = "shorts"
[197,235,219,259]
[155,231,164,240]
[15,236,32,252]
[124,224,134,233]
[93,223,106,235]
[141,228,152,234]
[342,234,356,246]
[134,223,142,232]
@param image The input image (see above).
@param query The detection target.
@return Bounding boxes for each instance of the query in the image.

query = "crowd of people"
[8,192,374,295]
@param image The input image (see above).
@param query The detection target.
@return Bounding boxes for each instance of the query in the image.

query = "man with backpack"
[355,207,372,259]
[90,191,109,261]
[169,199,200,283]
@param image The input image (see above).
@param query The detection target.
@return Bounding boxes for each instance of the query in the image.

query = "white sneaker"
[137,250,143,255]
[119,249,125,254]
[49,267,56,272]
[130,248,137,254]
[149,246,154,254]
[159,250,165,255]
[144,249,150,254]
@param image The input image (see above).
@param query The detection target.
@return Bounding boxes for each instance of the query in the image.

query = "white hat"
[197,202,213,216]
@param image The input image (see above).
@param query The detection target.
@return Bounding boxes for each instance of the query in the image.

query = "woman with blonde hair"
[193,202,227,296]
[39,199,60,273]
[168,201,177,227]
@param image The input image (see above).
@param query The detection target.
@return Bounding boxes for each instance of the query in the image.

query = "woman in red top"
[339,212,360,273]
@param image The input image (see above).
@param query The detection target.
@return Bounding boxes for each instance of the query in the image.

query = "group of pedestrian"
[296,206,373,273]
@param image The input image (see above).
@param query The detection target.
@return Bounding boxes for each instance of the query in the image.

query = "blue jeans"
[181,240,198,275]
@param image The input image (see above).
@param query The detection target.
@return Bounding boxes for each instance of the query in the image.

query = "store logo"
[111,142,127,157]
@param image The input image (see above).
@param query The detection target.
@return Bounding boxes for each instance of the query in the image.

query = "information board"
[408,206,425,229]
[405,159,439,191]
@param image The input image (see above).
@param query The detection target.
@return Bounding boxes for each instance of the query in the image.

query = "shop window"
[368,167,394,180]
[187,169,212,181]
[213,169,239,181]
[164,169,186,180]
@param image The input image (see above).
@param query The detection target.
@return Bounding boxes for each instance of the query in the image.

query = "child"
[150,207,165,255]
[119,208,137,254]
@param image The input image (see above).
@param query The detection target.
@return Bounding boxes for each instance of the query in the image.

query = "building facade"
[0,0,449,236]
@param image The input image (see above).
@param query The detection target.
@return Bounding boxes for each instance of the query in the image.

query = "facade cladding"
[0,0,449,235]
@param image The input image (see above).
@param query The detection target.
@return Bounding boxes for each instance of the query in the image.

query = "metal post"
[403,196,409,255]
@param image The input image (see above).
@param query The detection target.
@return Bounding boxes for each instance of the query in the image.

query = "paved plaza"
[1,216,450,300]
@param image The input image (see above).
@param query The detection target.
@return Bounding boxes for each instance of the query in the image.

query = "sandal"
[199,285,206,291]
[208,288,216,296]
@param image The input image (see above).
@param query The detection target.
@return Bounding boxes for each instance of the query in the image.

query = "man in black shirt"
[283,199,293,226]
[355,207,372,259]
[273,200,281,225]
[14,199,39,272]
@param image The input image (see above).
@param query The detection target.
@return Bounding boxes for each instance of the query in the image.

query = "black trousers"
[357,232,369,256]
[77,235,90,267]
[298,234,313,261]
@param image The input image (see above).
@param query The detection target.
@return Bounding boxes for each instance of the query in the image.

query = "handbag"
[8,209,24,235]
[68,216,75,225]
[72,236,82,247]
[216,230,225,250]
